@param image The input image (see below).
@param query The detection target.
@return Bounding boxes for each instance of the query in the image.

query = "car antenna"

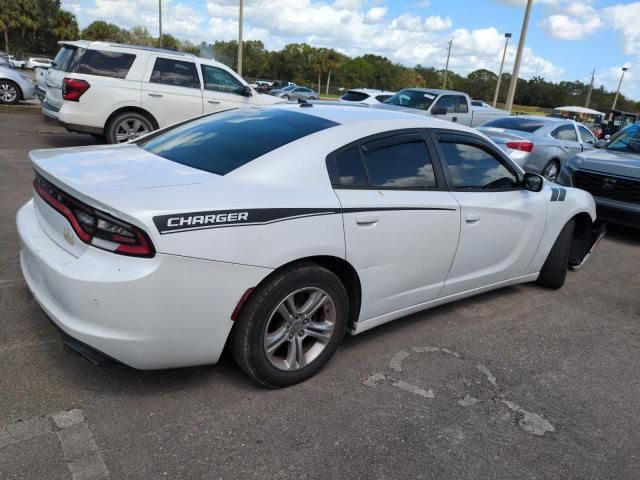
[298,99,312,108]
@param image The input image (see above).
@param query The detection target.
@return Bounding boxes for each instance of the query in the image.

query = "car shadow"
[601,223,640,246]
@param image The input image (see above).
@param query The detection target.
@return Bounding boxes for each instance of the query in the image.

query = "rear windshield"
[341,91,369,102]
[140,108,339,175]
[482,117,546,133]
[52,45,81,72]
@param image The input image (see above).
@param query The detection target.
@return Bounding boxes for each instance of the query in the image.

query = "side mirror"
[523,172,544,192]
[431,107,447,115]
[242,85,253,97]
[594,139,607,149]
[604,134,611,140]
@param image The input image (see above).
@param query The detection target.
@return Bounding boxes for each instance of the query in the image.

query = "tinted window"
[606,124,640,154]
[75,50,135,79]
[334,147,367,187]
[201,65,243,94]
[551,124,578,142]
[386,89,436,110]
[434,95,468,113]
[52,45,81,72]
[578,125,596,144]
[363,141,436,188]
[440,142,518,189]
[375,95,392,103]
[341,91,369,102]
[150,58,200,88]
[482,117,546,133]
[141,109,338,175]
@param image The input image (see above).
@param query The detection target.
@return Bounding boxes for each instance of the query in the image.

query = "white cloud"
[603,2,640,56]
[365,6,387,24]
[424,15,452,31]
[540,14,602,40]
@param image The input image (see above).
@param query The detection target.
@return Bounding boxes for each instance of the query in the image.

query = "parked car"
[33,66,48,101]
[271,86,318,101]
[270,80,297,90]
[0,56,12,69]
[380,88,505,127]
[478,116,598,182]
[0,65,35,104]
[339,88,396,105]
[2,55,26,69]
[17,103,599,386]
[558,123,640,228]
[42,40,282,143]
[26,57,53,69]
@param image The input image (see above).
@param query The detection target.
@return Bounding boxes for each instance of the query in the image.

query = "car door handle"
[465,213,480,224]
[355,214,379,225]
[147,93,163,98]
[207,100,221,104]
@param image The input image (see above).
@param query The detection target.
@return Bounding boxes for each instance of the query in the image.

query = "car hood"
[570,148,640,179]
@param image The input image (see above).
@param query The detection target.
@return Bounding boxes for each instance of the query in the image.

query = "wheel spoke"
[115,133,128,142]
[300,291,328,317]
[132,119,142,132]
[265,326,288,355]
[277,302,294,322]
[284,335,305,370]
[304,322,333,343]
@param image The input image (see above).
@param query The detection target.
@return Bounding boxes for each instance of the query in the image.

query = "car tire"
[542,160,560,182]
[536,219,574,289]
[231,261,348,388]
[90,133,106,143]
[106,111,154,144]
[0,80,21,105]
[309,97,316,100]
[282,95,289,100]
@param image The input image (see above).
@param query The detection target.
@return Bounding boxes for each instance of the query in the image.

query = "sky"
[61,0,640,100]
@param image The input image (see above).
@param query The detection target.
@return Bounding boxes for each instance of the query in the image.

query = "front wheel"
[282,94,289,100]
[536,219,574,289]
[231,262,348,387]
[0,80,20,105]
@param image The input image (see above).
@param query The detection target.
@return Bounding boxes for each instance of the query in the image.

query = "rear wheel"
[282,94,290,100]
[106,111,154,144]
[231,262,348,387]
[536,219,575,289]
[0,80,20,105]
[542,160,560,182]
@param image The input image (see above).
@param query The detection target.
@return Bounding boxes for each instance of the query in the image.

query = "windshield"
[606,124,640,154]
[385,89,436,111]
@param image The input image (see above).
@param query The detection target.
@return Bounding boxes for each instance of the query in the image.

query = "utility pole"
[237,0,244,77]
[505,0,533,113]
[492,33,511,108]
[611,67,628,111]
[584,68,595,109]
[158,0,163,47]
[442,39,452,89]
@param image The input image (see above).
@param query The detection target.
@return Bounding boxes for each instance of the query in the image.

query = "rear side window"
[150,58,200,89]
[551,124,578,142]
[375,95,392,103]
[141,108,338,175]
[482,117,546,133]
[75,50,135,79]
[52,45,81,72]
[341,91,369,102]
[363,141,436,188]
[334,147,367,187]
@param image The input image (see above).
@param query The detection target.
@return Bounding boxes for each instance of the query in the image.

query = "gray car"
[478,116,598,182]
[558,123,640,228]
[0,65,35,105]
[272,86,318,101]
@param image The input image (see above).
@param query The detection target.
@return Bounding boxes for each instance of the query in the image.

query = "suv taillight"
[33,174,155,258]
[62,78,90,101]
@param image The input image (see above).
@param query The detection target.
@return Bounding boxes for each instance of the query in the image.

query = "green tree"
[335,57,374,88]
[81,21,124,42]
[129,26,154,46]
[51,10,79,41]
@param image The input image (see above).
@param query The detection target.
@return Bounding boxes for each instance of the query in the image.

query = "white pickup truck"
[379,88,508,127]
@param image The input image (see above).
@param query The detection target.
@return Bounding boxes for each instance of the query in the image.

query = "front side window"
[341,91,369,102]
[75,50,136,79]
[363,141,436,188]
[201,65,244,94]
[551,124,578,142]
[150,58,200,89]
[578,125,597,144]
[439,142,518,189]
[434,95,468,114]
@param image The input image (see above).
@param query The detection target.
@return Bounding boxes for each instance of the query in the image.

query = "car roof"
[400,88,466,96]
[347,88,396,95]
[59,40,200,60]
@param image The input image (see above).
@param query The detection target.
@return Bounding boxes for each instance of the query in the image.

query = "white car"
[17,104,599,387]
[26,57,53,69]
[339,88,396,105]
[4,55,26,69]
[42,40,281,143]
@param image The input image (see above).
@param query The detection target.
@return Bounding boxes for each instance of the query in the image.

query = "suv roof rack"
[63,40,200,58]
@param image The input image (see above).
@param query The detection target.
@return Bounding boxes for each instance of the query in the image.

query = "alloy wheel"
[0,83,18,104]
[263,287,336,371]
[114,118,151,143]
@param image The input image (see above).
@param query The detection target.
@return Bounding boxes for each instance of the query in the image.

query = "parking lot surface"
[1,111,639,479]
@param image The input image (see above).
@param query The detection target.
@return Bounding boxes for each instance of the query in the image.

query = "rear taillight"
[506,141,534,153]
[62,78,90,101]
[33,174,155,258]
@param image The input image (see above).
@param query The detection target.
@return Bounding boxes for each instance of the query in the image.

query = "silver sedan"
[271,86,318,101]
[0,66,35,105]
[478,116,598,181]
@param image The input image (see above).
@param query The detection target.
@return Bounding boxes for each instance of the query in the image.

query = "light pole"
[237,0,244,77]
[611,67,628,111]
[505,0,533,113]
[158,0,163,47]
[492,33,511,108]
[442,39,452,89]
[585,68,595,109]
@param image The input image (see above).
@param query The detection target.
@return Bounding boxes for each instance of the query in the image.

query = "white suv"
[43,41,282,143]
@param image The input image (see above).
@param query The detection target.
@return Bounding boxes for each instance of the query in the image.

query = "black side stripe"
[558,188,567,201]
[550,187,567,202]
[153,207,456,235]
[550,188,560,201]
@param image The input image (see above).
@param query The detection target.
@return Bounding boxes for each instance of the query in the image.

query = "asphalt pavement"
[1,110,639,479]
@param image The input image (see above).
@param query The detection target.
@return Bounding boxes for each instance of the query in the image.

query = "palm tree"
[0,0,21,54]
[324,50,344,96]
[52,10,79,41]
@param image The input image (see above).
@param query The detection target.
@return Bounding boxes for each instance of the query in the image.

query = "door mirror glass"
[594,139,607,149]
[523,172,544,192]
[431,107,447,115]
[242,85,253,97]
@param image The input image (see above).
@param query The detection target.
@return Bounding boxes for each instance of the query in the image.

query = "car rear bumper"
[17,199,271,369]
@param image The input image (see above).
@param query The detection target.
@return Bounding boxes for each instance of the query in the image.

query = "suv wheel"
[0,80,20,105]
[106,112,154,144]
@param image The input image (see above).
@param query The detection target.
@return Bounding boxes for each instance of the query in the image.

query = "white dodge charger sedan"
[17,103,600,387]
